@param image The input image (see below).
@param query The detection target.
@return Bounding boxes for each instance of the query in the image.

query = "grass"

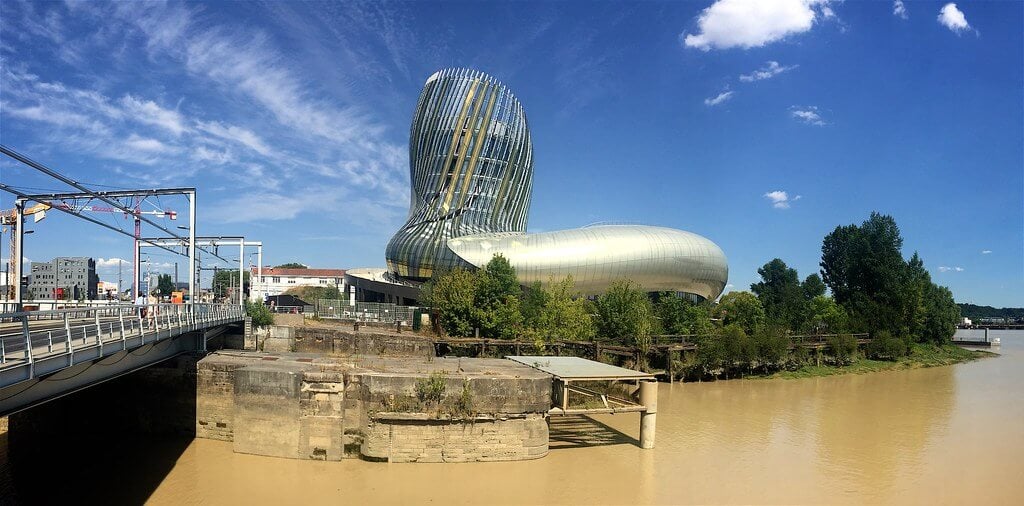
[765,344,995,380]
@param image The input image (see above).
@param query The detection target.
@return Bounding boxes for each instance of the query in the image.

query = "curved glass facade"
[386,68,729,300]
[386,68,533,279]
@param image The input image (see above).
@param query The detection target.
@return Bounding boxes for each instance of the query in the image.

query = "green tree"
[594,280,654,353]
[753,326,791,373]
[520,281,548,331]
[274,263,307,269]
[157,274,175,296]
[213,270,251,299]
[683,303,715,337]
[805,295,849,334]
[473,255,523,339]
[527,276,595,346]
[654,292,693,335]
[715,291,765,336]
[801,273,827,300]
[821,213,915,336]
[422,268,477,337]
[921,284,959,344]
[245,299,274,328]
[720,323,755,376]
[750,259,804,330]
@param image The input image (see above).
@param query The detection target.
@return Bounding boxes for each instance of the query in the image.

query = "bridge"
[0,303,243,416]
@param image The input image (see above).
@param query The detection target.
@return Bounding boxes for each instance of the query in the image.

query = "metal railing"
[0,303,243,385]
[315,299,417,324]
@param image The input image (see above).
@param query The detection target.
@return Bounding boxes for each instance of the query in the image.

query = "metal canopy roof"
[506,356,654,381]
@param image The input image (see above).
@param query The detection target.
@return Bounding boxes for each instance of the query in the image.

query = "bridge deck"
[0,304,243,391]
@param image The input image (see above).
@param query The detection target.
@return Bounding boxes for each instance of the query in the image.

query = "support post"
[639,380,657,449]
[238,241,244,309]
[188,191,196,306]
[12,200,24,311]
[256,244,262,303]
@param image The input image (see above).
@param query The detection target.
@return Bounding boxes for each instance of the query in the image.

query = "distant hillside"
[957,303,1024,319]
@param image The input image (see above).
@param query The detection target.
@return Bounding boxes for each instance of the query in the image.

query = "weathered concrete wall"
[293,327,433,357]
[196,354,249,441]
[232,365,305,459]
[194,353,552,463]
[362,413,549,463]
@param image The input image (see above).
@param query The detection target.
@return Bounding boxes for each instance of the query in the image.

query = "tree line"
[422,212,961,377]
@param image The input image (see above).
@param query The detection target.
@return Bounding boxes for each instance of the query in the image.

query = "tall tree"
[801,274,826,300]
[157,274,175,296]
[751,259,804,330]
[530,276,594,344]
[213,270,250,299]
[820,213,908,334]
[594,280,654,352]
[422,268,477,337]
[715,291,765,336]
[473,255,523,339]
[654,292,693,335]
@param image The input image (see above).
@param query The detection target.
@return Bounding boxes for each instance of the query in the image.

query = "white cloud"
[704,90,734,106]
[763,190,801,209]
[196,121,271,156]
[789,105,826,125]
[893,0,909,20]
[683,0,833,51]
[124,133,172,153]
[739,61,798,82]
[938,266,964,273]
[97,257,131,269]
[938,3,972,34]
[981,250,992,254]
[119,95,187,136]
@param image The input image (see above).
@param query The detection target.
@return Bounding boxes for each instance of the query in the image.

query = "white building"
[250,267,345,301]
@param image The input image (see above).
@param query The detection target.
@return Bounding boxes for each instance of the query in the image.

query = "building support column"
[639,380,657,449]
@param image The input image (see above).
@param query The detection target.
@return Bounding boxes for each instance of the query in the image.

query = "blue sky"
[1,0,1021,306]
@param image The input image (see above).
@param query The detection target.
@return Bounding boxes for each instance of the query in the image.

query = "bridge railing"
[0,304,243,373]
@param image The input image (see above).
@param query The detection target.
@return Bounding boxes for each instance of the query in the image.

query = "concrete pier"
[639,380,658,449]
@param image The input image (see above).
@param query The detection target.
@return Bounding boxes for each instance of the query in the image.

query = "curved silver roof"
[447,225,729,299]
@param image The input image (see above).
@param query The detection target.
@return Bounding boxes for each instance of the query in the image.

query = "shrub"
[867,330,908,360]
[414,371,447,406]
[827,333,857,365]
[245,300,274,328]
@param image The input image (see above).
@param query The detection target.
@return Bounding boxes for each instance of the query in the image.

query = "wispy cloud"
[763,190,801,209]
[938,3,974,34]
[119,95,187,136]
[682,0,834,51]
[893,0,909,20]
[789,105,826,126]
[981,250,992,254]
[1,1,411,228]
[938,266,964,272]
[704,90,734,106]
[740,61,798,82]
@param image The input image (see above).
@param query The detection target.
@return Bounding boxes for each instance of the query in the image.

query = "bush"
[754,327,791,373]
[867,330,908,360]
[826,333,857,365]
[245,300,274,328]
[414,371,447,406]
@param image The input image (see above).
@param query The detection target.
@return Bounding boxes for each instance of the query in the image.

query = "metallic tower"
[386,68,533,279]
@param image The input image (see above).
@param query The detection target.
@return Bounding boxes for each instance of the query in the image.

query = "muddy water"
[6,335,1024,505]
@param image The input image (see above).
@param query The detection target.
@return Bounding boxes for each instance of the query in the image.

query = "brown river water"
[3,333,1023,505]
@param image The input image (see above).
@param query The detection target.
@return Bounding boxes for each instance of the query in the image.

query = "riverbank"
[766,343,994,380]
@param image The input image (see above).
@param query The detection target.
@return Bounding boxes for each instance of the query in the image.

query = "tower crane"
[2,197,177,301]
[1,203,50,299]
